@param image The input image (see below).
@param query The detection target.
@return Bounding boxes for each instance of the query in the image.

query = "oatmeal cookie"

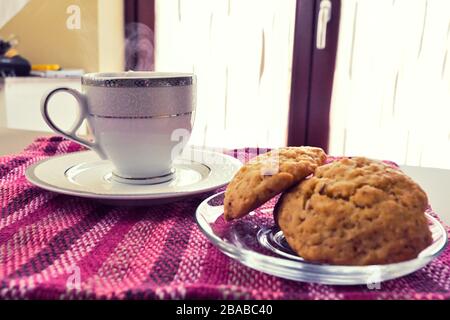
[224,147,327,221]
[275,157,432,265]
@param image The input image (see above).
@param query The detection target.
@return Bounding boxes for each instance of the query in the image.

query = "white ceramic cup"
[41,71,196,185]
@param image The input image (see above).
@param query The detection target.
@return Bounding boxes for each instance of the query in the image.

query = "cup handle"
[40,87,107,159]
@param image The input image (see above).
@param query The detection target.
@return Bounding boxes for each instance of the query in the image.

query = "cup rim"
[82,71,195,88]
[83,71,195,80]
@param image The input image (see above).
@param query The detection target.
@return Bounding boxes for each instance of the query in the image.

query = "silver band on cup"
[88,111,193,120]
[82,77,193,88]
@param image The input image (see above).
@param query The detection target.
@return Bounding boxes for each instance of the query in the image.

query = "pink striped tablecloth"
[0,136,449,300]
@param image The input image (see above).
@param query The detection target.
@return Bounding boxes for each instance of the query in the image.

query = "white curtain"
[330,0,450,169]
[155,0,296,149]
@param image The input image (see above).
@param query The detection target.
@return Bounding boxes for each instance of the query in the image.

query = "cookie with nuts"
[224,147,327,221]
[275,157,432,265]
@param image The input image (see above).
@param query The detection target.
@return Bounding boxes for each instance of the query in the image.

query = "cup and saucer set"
[26,72,242,205]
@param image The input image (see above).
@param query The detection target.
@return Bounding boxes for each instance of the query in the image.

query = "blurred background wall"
[0,0,124,72]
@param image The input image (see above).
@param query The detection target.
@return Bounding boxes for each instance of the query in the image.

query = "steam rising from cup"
[125,23,154,71]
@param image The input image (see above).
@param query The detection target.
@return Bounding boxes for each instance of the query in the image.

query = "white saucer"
[26,149,242,205]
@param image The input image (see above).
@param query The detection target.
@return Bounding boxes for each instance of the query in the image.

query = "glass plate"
[196,191,448,285]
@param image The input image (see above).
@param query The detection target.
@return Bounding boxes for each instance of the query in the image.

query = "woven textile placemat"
[0,136,449,299]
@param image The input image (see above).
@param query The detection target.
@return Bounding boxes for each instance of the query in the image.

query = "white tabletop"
[0,128,449,225]
[400,165,450,225]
